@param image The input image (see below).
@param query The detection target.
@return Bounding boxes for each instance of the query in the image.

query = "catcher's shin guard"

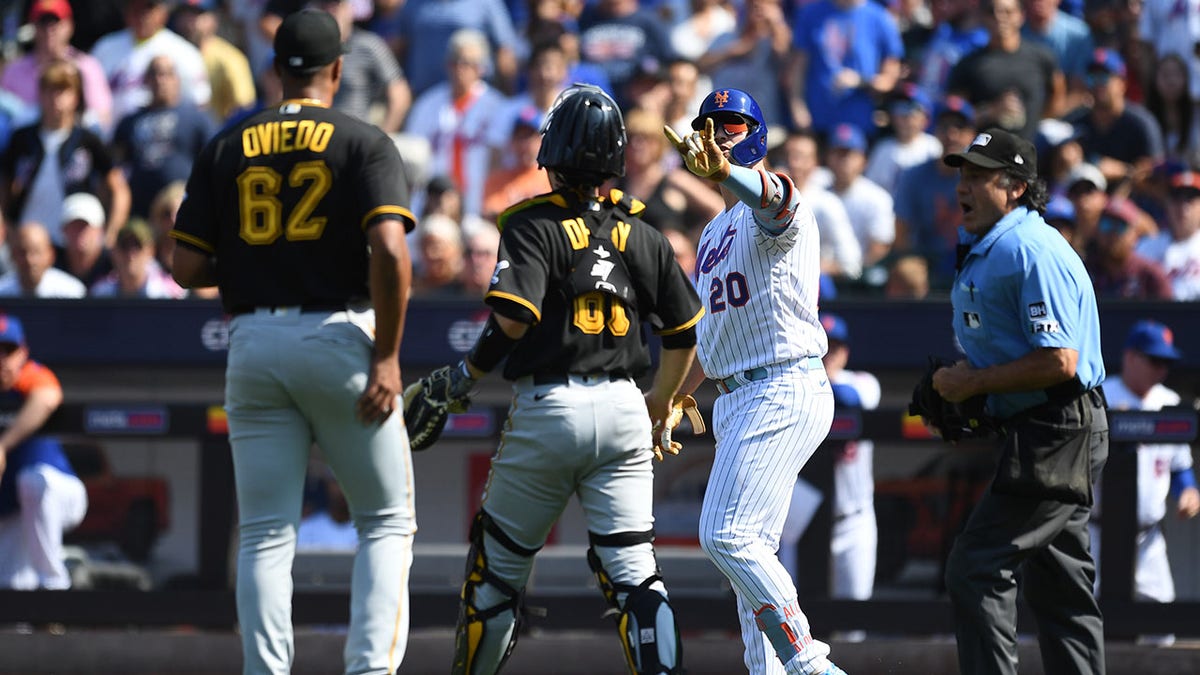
[452,511,539,675]
[587,537,682,675]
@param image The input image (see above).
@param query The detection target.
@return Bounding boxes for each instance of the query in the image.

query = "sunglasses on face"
[1085,72,1114,88]
[1097,215,1130,234]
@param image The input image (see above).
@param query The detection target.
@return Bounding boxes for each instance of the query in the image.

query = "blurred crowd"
[0,0,1196,301]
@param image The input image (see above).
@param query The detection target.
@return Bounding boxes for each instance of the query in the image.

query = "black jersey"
[488,189,703,381]
[171,99,415,313]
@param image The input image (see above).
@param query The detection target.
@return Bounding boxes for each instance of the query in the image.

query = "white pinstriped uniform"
[694,196,836,675]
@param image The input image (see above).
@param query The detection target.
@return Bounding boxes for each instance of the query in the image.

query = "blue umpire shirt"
[951,206,1105,420]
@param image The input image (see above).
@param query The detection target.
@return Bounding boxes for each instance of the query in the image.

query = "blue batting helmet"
[691,88,768,167]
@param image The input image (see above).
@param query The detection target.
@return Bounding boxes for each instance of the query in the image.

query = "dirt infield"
[1,627,1199,674]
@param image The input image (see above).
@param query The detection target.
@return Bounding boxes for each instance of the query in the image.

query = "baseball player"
[0,314,87,590]
[170,11,418,675]
[1092,320,1199,618]
[420,84,703,675]
[780,314,878,616]
[666,88,846,675]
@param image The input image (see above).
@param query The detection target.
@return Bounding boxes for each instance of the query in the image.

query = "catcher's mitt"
[652,394,706,461]
[402,363,474,451]
[908,356,994,443]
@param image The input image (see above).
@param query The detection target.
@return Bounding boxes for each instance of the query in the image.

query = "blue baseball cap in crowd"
[177,0,217,10]
[1044,194,1075,223]
[1125,320,1181,360]
[0,314,25,347]
[821,313,849,343]
[829,123,867,153]
[935,95,976,126]
[890,82,932,116]
[513,105,544,133]
[1088,48,1126,79]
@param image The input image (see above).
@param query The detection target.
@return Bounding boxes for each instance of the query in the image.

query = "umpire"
[171,10,418,675]
[931,127,1108,675]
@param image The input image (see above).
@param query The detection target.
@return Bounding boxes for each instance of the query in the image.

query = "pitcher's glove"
[402,362,475,451]
[908,356,994,443]
[652,394,706,461]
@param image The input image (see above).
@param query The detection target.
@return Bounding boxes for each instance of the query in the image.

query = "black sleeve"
[485,216,553,324]
[171,139,219,254]
[357,131,415,232]
[639,225,704,338]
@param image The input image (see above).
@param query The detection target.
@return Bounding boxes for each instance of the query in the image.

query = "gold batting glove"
[664,118,731,182]
[652,394,706,461]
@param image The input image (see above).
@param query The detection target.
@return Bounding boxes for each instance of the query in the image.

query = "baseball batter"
[170,11,418,675]
[1092,320,1200,610]
[667,89,844,675]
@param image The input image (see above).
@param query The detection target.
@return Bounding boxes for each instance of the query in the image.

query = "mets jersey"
[693,199,827,380]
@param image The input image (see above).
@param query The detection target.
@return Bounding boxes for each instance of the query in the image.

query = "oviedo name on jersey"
[242,119,335,158]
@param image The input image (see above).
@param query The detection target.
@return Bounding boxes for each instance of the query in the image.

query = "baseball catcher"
[909,356,995,442]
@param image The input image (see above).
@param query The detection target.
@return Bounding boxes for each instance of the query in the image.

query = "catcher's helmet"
[691,88,767,167]
[537,84,626,180]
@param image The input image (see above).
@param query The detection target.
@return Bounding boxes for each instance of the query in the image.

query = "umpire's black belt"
[230,303,354,317]
[531,372,629,386]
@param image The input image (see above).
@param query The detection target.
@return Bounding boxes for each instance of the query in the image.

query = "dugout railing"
[0,400,1195,639]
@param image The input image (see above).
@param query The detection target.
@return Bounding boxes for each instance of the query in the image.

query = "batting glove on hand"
[402,361,475,451]
[652,394,706,461]
[664,118,731,182]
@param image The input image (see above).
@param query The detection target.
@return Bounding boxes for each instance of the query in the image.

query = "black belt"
[230,303,351,316]
[532,372,629,386]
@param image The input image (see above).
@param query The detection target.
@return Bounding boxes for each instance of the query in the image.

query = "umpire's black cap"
[274,9,346,75]
[944,127,1037,181]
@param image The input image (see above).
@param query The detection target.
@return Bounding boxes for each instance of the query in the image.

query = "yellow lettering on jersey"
[611,221,630,252]
[279,120,297,152]
[561,218,589,250]
[241,121,336,158]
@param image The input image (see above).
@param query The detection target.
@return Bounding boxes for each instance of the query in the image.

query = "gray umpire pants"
[945,395,1108,675]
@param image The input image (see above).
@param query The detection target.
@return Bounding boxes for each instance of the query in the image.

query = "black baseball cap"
[944,127,1037,181]
[274,9,346,75]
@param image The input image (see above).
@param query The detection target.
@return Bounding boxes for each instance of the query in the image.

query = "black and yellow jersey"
[171,99,415,313]
[488,189,704,380]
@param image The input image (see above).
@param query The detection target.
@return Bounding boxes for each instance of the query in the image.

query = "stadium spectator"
[481,106,551,220]
[54,192,113,288]
[0,0,114,134]
[111,55,215,220]
[865,83,943,195]
[1020,0,1094,108]
[523,18,613,96]
[1145,53,1200,166]
[824,123,896,268]
[915,0,989,102]
[1043,193,1078,246]
[661,58,710,138]
[577,0,677,108]
[697,0,793,133]
[90,0,211,121]
[0,59,130,249]
[670,0,738,61]
[491,38,569,158]
[946,0,1064,139]
[1085,197,1174,299]
[1036,117,1085,197]
[396,0,521,97]
[1066,48,1164,194]
[0,222,85,298]
[1138,0,1200,106]
[411,214,465,297]
[89,219,185,298]
[788,0,904,137]
[893,96,977,288]
[662,224,697,279]
[0,314,87,590]
[1137,168,1200,301]
[615,107,723,234]
[1064,162,1108,258]
[405,30,508,219]
[172,0,258,124]
[771,129,863,281]
[884,254,931,298]
[311,0,410,133]
[457,222,501,299]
